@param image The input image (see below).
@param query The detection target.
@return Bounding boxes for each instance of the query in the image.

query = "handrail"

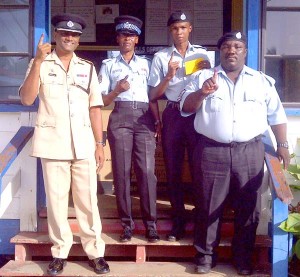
[263,130,293,277]
[0,127,34,201]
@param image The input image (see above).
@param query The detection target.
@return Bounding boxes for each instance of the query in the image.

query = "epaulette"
[259,71,275,86]
[102,58,113,64]
[138,55,151,61]
[193,44,207,50]
[78,57,94,66]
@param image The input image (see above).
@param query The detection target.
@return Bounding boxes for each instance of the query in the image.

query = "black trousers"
[107,103,157,230]
[193,134,264,264]
[162,104,198,222]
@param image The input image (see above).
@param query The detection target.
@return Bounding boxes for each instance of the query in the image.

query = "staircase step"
[10,232,271,266]
[0,260,271,277]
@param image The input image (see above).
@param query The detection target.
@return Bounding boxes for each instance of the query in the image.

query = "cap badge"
[180,13,186,20]
[236,32,242,39]
[67,21,74,27]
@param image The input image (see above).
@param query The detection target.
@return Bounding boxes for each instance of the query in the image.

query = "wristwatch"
[277,141,289,149]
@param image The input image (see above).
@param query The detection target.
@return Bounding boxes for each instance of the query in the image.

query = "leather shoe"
[119,227,132,242]
[89,257,110,274]
[166,227,185,242]
[195,263,212,274]
[166,218,186,241]
[47,258,66,276]
[146,229,160,243]
[236,266,253,275]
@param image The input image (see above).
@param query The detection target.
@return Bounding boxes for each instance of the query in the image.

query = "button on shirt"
[98,53,150,102]
[180,65,287,143]
[21,50,103,160]
[148,43,210,102]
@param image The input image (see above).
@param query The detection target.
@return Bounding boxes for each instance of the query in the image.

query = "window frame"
[0,0,37,112]
[262,2,300,107]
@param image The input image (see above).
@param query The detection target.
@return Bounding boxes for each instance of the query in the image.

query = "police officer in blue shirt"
[148,10,211,242]
[98,15,160,243]
[180,31,290,275]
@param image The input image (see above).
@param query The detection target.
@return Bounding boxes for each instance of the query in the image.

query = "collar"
[217,64,255,77]
[45,50,82,65]
[116,52,137,63]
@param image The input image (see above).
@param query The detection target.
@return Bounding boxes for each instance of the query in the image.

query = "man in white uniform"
[19,13,109,275]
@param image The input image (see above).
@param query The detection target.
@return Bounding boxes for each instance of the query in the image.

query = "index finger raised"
[38,34,44,46]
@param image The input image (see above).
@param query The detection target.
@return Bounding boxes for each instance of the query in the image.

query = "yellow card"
[185,58,205,75]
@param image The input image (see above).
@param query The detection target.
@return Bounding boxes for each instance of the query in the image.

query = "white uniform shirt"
[148,43,210,102]
[180,65,287,143]
[98,53,150,103]
[21,50,103,160]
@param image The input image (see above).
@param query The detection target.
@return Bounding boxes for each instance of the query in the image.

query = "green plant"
[279,158,300,260]
[279,211,300,260]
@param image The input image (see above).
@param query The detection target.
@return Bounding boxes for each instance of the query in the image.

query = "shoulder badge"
[193,44,207,50]
[259,71,275,86]
[78,57,94,66]
[102,58,113,64]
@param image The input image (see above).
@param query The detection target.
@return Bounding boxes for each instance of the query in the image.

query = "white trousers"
[41,158,105,259]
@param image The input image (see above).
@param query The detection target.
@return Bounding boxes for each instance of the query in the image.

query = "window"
[264,0,300,103]
[0,0,31,103]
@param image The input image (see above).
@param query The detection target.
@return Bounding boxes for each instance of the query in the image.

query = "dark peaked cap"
[115,15,143,36]
[51,13,86,34]
[217,31,247,49]
[167,10,191,26]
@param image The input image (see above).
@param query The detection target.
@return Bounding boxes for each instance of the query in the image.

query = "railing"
[0,126,34,253]
[0,127,34,196]
[263,130,294,277]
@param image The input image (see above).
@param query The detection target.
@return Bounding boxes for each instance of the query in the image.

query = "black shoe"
[236,265,253,275]
[146,229,160,243]
[89,257,110,274]
[119,227,132,242]
[166,218,186,242]
[166,226,185,242]
[195,263,212,274]
[47,258,66,276]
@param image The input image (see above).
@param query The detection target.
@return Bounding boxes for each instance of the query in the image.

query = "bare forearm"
[20,59,42,105]
[182,89,206,113]
[102,90,119,106]
[271,123,287,143]
[149,76,172,101]
[149,100,160,122]
[90,106,104,142]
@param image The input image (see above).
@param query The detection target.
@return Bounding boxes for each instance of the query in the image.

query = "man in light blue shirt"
[180,31,290,275]
[148,10,211,242]
[98,15,160,243]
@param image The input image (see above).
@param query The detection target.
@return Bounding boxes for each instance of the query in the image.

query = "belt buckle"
[132,101,138,109]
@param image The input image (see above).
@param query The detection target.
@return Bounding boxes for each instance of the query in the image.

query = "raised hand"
[35,34,52,62]
[201,68,219,95]
[114,75,130,94]
[166,51,180,80]
[197,59,211,70]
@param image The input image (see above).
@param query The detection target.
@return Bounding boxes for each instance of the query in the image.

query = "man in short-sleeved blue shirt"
[180,31,290,275]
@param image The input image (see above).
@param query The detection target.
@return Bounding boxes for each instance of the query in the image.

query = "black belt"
[198,134,262,148]
[166,100,180,110]
[114,101,149,109]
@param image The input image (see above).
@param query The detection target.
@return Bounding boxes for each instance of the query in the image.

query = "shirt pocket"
[244,91,264,110]
[206,94,224,112]
[73,75,90,94]
[42,74,64,99]
[36,115,56,128]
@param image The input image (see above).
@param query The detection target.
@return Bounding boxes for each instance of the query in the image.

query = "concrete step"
[0,260,271,277]
[10,232,271,266]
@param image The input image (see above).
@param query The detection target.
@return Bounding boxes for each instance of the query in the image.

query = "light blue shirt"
[98,53,150,103]
[180,65,287,143]
[148,43,210,102]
